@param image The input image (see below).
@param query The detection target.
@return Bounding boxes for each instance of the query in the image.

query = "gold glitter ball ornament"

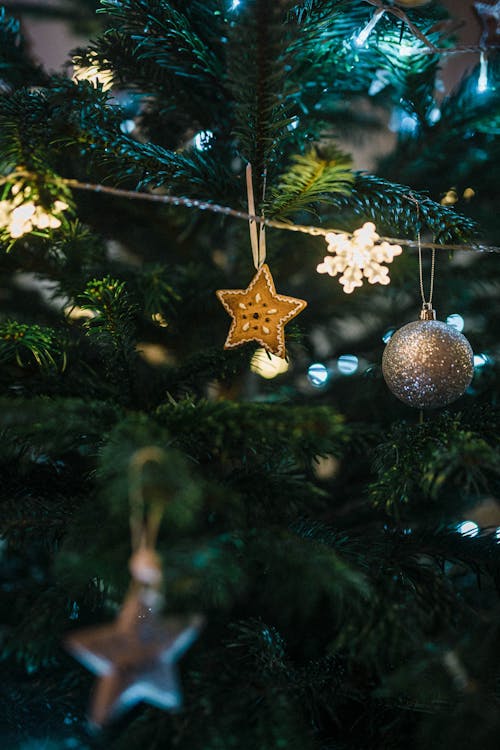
[382,308,474,409]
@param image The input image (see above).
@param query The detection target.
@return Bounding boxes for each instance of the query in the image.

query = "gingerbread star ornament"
[216,263,307,359]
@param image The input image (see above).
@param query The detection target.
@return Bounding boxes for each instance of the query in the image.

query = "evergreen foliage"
[0,2,499,749]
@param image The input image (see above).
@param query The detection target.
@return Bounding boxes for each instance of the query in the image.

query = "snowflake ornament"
[316,222,402,294]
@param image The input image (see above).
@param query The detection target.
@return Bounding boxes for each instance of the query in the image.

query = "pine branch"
[155,399,348,463]
[268,145,354,219]
[78,276,139,384]
[369,409,500,517]
[98,0,225,81]
[0,321,66,372]
[0,397,122,455]
[227,0,298,200]
[334,173,479,243]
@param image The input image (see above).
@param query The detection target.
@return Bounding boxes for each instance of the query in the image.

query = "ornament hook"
[405,193,436,315]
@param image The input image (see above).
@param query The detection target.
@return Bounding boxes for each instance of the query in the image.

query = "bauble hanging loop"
[382,305,474,409]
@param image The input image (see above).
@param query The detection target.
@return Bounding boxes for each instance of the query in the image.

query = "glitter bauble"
[382,319,474,408]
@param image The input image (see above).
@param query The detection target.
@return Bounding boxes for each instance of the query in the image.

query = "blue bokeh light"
[193,130,214,151]
[337,354,359,375]
[307,363,329,388]
[382,328,395,344]
[474,353,491,368]
[446,313,464,332]
[456,520,479,537]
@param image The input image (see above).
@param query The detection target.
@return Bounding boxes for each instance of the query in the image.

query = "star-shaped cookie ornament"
[216,264,307,359]
[65,587,203,727]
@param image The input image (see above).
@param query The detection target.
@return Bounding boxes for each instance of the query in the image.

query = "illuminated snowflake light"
[317,222,402,294]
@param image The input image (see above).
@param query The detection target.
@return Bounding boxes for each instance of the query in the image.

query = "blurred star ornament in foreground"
[317,222,402,294]
[66,584,203,727]
[65,497,203,729]
[382,305,474,409]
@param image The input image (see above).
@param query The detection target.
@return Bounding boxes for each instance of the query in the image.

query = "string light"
[251,348,289,379]
[389,107,419,135]
[428,107,441,124]
[398,44,415,58]
[0,180,69,239]
[307,363,329,388]
[193,130,214,151]
[477,50,489,93]
[72,52,114,91]
[456,521,479,537]
[368,69,391,96]
[358,0,499,56]
[446,314,464,332]
[337,355,359,375]
[2,176,490,256]
[120,119,136,134]
[353,9,385,48]
[473,353,491,368]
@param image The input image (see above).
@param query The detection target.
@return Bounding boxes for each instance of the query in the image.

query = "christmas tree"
[1,1,500,748]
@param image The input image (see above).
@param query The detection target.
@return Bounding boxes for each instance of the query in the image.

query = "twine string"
[128,446,167,553]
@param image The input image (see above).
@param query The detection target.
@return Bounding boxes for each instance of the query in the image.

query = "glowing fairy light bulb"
[477,51,489,93]
[9,202,36,238]
[474,353,491,368]
[193,130,214,151]
[251,348,289,379]
[353,9,385,48]
[73,52,114,91]
[456,521,479,537]
[307,363,329,388]
[446,314,464,333]
[337,355,359,375]
[0,183,69,239]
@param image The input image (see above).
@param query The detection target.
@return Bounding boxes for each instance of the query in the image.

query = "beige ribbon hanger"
[246,163,267,269]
